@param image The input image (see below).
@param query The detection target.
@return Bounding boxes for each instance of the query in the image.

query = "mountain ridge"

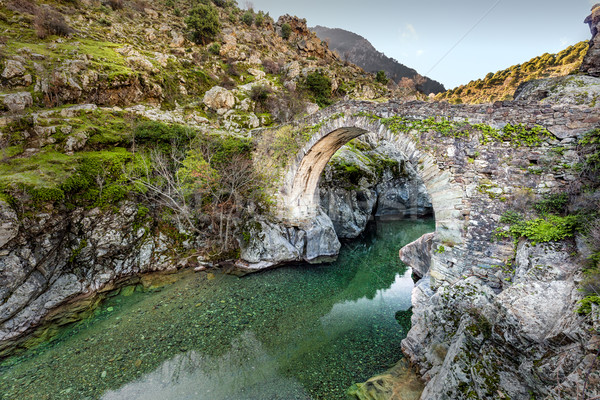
[310,25,445,95]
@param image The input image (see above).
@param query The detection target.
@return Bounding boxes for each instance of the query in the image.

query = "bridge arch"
[279,114,465,246]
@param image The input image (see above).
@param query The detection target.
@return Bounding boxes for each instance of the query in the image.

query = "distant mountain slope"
[435,41,589,104]
[311,25,445,95]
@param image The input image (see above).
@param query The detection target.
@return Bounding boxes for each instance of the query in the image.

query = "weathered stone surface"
[347,359,423,400]
[238,209,340,270]
[3,92,33,112]
[202,86,235,111]
[2,60,26,80]
[0,202,181,354]
[398,232,434,279]
[514,75,600,106]
[0,201,18,248]
[581,4,600,77]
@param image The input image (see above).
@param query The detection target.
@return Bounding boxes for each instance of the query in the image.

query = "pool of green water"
[0,219,434,400]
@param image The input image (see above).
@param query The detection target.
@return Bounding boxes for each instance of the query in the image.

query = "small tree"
[241,11,253,26]
[376,70,388,84]
[281,23,291,40]
[185,4,220,45]
[305,71,332,107]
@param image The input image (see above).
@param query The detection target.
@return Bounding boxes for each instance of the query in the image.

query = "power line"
[426,0,503,76]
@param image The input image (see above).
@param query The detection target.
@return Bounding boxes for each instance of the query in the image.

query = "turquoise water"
[0,219,434,400]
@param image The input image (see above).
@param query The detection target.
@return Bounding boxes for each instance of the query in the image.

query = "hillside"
[435,41,588,104]
[311,25,445,95]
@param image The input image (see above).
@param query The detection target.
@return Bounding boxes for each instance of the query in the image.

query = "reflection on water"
[102,332,310,400]
[0,219,434,400]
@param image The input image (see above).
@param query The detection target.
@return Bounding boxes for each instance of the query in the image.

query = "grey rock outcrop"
[398,232,434,279]
[237,209,340,270]
[3,92,33,113]
[581,4,600,77]
[514,75,600,106]
[0,202,182,356]
[401,239,600,399]
[202,86,235,112]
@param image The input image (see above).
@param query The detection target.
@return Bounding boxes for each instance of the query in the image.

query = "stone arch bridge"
[266,99,599,285]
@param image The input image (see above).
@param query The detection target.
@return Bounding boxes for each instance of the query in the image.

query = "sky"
[246,0,594,89]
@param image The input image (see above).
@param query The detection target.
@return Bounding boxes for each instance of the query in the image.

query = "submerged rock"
[347,359,424,400]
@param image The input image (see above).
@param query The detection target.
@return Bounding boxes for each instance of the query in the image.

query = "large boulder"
[2,60,26,80]
[3,92,33,112]
[398,232,434,279]
[237,209,340,271]
[202,86,235,112]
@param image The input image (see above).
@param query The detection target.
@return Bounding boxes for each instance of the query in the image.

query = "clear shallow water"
[0,219,434,400]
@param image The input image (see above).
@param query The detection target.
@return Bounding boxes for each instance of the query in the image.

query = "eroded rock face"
[0,202,183,356]
[202,86,235,112]
[514,75,600,106]
[398,232,433,279]
[401,239,600,399]
[3,92,33,113]
[237,209,340,270]
[581,4,600,77]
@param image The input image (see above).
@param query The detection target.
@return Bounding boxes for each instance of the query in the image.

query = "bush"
[104,0,124,10]
[7,0,37,14]
[241,11,253,26]
[304,71,332,107]
[281,23,291,40]
[249,85,272,111]
[133,121,196,150]
[376,70,388,84]
[185,4,220,45]
[34,7,74,39]
[262,59,281,75]
[208,42,221,55]
[255,12,264,27]
[534,193,568,215]
[212,0,228,7]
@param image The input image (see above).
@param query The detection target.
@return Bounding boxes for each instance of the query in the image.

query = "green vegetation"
[356,113,550,147]
[281,23,292,40]
[375,70,388,85]
[185,4,221,45]
[241,11,253,26]
[304,71,333,107]
[435,41,588,104]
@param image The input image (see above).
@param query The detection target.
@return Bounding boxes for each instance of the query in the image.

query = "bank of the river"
[0,219,433,400]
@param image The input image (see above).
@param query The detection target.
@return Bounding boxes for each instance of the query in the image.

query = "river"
[0,218,434,400]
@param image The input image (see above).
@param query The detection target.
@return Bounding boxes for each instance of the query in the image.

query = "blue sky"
[247,0,594,89]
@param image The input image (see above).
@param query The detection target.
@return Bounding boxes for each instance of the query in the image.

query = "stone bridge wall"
[278,99,599,288]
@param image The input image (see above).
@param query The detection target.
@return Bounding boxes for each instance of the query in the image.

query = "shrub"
[208,42,221,55]
[304,71,332,107]
[534,193,568,215]
[249,85,272,111]
[185,4,220,45]
[7,0,37,14]
[34,7,74,39]
[104,0,124,10]
[212,0,228,7]
[281,23,291,40]
[241,11,253,26]
[254,11,264,27]
[376,70,388,84]
[133,121,195,151]
[262,59,280,74]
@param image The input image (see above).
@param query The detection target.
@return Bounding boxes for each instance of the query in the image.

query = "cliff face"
[581,4,600,77]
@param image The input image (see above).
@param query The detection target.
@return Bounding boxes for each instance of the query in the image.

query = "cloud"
[416,49,425,57]
[400,24,419,41]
